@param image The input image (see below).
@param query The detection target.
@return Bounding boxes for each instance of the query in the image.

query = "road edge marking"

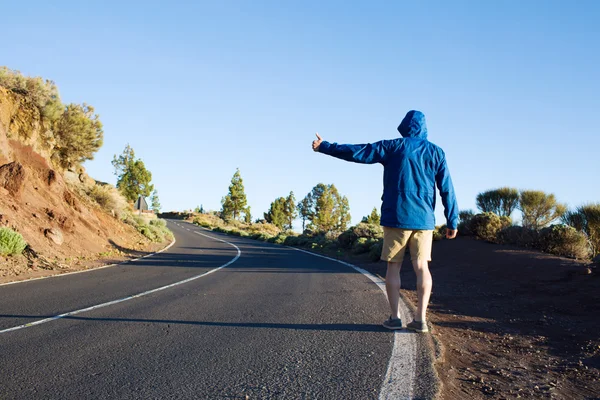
[0,225,240,334]
[0,237,178,287]
[289,247,416,400]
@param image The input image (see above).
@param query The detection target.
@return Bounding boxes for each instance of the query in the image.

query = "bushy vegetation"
[519,190,566,230]
[476,187,519,217]
[123,214,172,242]
[264,192,296,230]
[538,225,591,260]
[497,225,539,248]
[0,227,28,256]
[562,203,600,257]
[468,213,512,243]
[362,207,381,225]
[0,67,103,170]
[0,66,62,122]
[54,103,103,169]
[87,183,128,217]
[299,183,351,233]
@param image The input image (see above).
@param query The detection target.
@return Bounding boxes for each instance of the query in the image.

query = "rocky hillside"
[0,86,163,281]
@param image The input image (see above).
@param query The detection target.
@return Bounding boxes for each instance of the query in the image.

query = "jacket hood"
[398,110,428,139]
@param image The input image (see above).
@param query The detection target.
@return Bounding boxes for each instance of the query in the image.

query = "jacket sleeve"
[318,140,389,164]
[435,152,459,230]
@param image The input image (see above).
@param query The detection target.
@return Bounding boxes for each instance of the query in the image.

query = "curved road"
[0,221,418,399]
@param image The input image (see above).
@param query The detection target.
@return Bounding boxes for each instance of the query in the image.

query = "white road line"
[290,247,416,400]
[0,227,241,334]
[0,238,177,287]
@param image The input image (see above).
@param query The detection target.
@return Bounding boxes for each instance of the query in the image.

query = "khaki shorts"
[380,227,433,262]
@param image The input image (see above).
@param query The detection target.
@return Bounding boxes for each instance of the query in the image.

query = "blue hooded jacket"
[318,110,459,230]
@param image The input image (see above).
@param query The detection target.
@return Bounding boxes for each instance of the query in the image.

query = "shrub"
[538,225,591,260]
[338,223,383,249]
[433,225,446,241]
[469,212,512,243]
[273,235,288,245]
[476,187,519,217]
[149,219,167,228]
[519,190,566,230]
[0,227,27,256]
[458,210,475,236]
[247,222,281,237]
[192,213,224,229]
[0,67,63,122]
[352,237,373,254]
[53,103,103,169]
[88,184,128,217]
[562,203,600,257]
[497,226,539,248]
[369,240,384,261]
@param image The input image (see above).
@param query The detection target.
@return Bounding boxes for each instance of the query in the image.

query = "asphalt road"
[0,221,412,399]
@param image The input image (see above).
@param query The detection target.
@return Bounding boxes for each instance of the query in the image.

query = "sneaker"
[382,317,403,330]
[406,320,429,333]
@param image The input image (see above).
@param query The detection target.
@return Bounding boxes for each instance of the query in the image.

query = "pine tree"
[221,168,248,221]
[362,207,380,224]
[302,183,351,233]
[297,195,313,232]
[244,207,252,224]
[151,190,161,213]
[264,197,287,229]
[112,145,154,203]
[284,191,297,230]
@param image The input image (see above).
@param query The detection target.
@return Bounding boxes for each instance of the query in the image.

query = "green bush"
[54,103,103,169]
[458,210,475,236]
[123,213,172,242]
[469,212,512,243]
[497,226,539,248]
[538,225,591,260]
[352,237,373,254]
[433,225,446,241]
[88,184,128,216]
[0,67,63,122]
[273,235,288,245]
[338,229,357,249]
[338,223,383,249]
[0,227,27,256]
[369,240,384,261]
[562,203,600,257]
[149,218,167,228]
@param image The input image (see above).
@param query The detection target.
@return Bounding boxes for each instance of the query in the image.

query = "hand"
[446,228,458,239]
[312,132,323,152]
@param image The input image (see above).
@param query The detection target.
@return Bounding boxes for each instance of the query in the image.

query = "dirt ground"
[351,237,600,400]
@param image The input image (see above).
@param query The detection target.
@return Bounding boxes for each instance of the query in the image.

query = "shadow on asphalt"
[0,314,407,333]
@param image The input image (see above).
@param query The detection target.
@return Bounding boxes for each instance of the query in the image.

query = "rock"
[44,228,64,245]
[63,170,79,184]
[0,161,26,197]
[47,169,57,186]
[78,172,95,188]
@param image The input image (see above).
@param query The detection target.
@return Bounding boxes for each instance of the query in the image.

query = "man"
[312,110,458,333]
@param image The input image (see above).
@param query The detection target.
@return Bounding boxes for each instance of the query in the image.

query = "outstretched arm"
[312,133,389,164]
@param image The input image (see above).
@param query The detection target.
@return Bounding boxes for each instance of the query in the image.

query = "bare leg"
[412,259,432,322]
[385,261,402,319]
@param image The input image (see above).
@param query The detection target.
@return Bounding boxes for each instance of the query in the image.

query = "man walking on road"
[312,110,458,332]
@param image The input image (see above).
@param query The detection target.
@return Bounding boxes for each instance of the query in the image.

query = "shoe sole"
[406,326,429,333]
[382,323,404,330]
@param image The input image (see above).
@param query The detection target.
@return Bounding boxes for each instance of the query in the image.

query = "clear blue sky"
[3,1,599,229]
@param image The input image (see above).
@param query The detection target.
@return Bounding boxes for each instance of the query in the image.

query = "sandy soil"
[350,237,599,399]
